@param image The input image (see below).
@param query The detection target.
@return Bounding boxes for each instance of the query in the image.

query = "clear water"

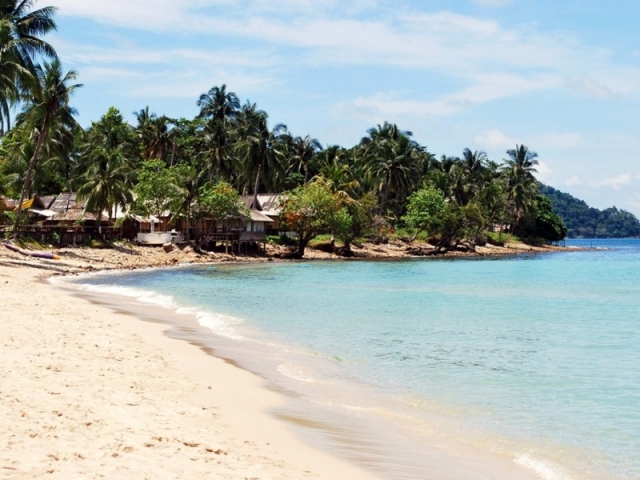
[66,239,640,480]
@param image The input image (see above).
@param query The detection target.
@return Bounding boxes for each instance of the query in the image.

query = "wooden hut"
[256,194,283,234]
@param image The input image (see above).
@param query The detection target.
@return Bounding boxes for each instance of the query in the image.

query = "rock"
[162,243,174,253]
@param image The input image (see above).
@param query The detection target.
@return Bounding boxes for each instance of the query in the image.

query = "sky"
[45,0,640,215]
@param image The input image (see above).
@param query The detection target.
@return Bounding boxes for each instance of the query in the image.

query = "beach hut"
[256,193,284,234]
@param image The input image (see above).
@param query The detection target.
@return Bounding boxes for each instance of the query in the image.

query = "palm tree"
[289,135,322,184]
[0,0,58,132]
[234,102,287,204]
[134,107,171,162]
[76,107,138,231]
[359,123,421,214]
[502,144,539,232]
[196,85,240,182]
[170,161,205,242]
[316,146,359,200]
[200,116,235,182]
[13,59,81,234]
[77,154,133,230]
[197,84,239,123]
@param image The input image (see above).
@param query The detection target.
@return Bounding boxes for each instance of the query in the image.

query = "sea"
[57,238,640,480]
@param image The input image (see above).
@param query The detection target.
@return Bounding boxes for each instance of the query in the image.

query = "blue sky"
[47,0,640,215]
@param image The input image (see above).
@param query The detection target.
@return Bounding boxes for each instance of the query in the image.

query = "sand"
[0,261,378,479]
[0,241,569,479]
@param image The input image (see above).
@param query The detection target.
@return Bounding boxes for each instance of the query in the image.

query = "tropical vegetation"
[540,185,640,238]
[5,0,634,256]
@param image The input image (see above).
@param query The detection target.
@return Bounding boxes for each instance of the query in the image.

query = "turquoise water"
[68,239,640,479]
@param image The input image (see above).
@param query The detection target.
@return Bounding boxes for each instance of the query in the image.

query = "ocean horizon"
[59,238,640,480]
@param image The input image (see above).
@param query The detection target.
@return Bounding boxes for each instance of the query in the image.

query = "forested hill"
[540,185,640,238]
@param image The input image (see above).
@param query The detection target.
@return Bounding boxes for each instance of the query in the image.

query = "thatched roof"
[0,197,11,212]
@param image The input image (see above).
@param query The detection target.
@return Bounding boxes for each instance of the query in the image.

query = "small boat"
[3,242,60,260]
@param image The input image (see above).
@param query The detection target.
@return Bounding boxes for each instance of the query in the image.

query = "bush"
[486,231,518,246]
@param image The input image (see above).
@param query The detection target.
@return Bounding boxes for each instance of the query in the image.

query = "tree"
[332,192,378,255]
[502,144,539,234]
[197,84,240,123]
[192,180,244,246]
[522,195,567,242]
[134,107,171,162]
[170,161,204,242]
[235,102,287,202]
[13,59,81,235]
[76,107,138,231]
[359,122,423,215]
[0,0,58,133]
[279,181,343,258]
[131,159,181,220]
[403,186,447,239]
[196,85,240,182]
[403,186,484,253]
[288,134,322,184]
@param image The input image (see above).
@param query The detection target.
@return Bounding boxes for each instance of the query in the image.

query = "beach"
[0,242,585,480]
[0,260,379,479]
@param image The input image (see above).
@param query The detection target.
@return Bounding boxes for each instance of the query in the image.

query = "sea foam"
[515,453,573,480]
[53,275,245,340]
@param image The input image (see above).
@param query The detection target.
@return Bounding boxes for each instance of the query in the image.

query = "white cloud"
[537,133,582,149]
[589,174,633,190]
[564,76,621,99]
[50,0,631,79]
[567,174,635,191]
[474,129,521,150]
[471,0,512,7]
[536,161,553,182]
[565,176,583,186]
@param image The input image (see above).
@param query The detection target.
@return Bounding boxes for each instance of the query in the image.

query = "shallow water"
[64,239,640,480]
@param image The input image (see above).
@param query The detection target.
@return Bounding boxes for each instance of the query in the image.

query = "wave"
[52,274,245,340]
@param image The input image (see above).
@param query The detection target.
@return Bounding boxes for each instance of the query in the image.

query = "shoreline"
[52,264,543,480]
[1,261,380,479]
[0,243,576,479]
[0,238,576,276]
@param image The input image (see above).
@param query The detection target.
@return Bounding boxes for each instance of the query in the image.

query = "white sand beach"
[0,261,378,479]
[0,242,560,480]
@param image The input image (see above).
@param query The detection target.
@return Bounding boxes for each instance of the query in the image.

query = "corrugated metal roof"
[39,195,56,209]
[239,195,258,210]
[256,193,283,216]
[249,209,273,222]
[50,192,82,212]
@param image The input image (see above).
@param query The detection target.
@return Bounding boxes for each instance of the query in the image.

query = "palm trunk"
[252,161,262,209]
[379,177,390,214]
[13,114,50,237]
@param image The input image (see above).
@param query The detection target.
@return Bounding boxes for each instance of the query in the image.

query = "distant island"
[540,185,640,238]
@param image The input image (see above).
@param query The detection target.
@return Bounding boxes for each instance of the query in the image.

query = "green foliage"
[403,187,447,236]
[540,185,640,238]
[77,107,138,226]
[132,159,181,218]
[403,186,485,250]
[279,181,345,257]
[194,180,243,221]
[486,231,518,245]
[520,195,567,242]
